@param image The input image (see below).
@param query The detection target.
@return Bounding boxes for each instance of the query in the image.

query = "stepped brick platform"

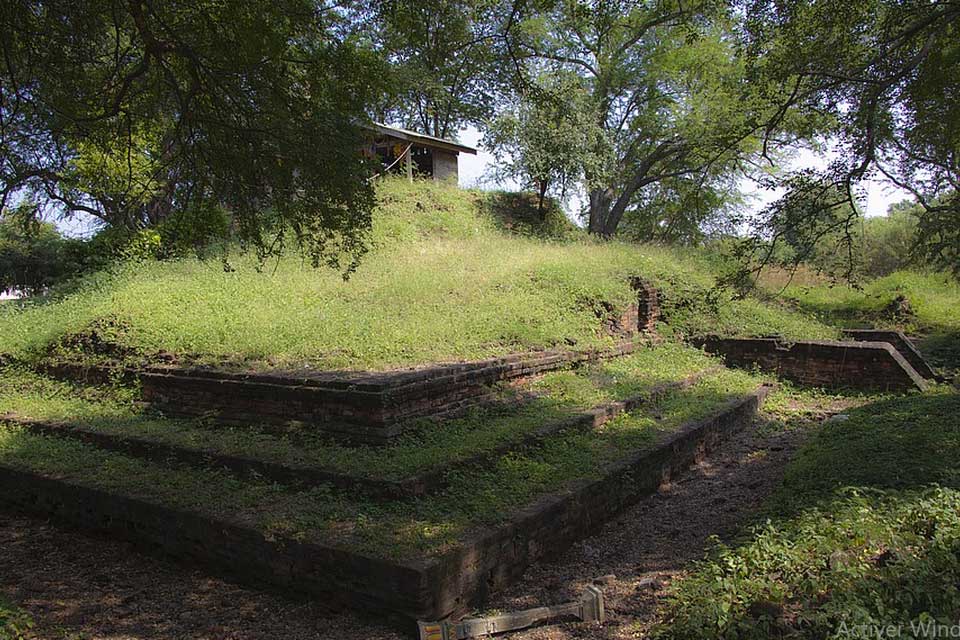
[2,367,718,501]
[37,278,662,444]
[842,329,939,380]
[0,385,768,629]
[41,340,640,444]
[694,336,927,392]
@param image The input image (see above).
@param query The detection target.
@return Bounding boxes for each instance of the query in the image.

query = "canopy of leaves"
[0,1,385,272]
[366,0,508,138]
[500,0,798,240]
[739,0,960,278]
[483,72,601,214]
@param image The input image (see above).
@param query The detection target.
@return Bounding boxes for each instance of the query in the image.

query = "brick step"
[0,367,721,501]
[37,339,642,444]
[0,385,767,625]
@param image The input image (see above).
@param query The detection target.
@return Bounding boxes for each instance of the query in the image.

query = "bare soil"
[0,405,839,640]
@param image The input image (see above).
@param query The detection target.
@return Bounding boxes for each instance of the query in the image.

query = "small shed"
[366,123,477,183]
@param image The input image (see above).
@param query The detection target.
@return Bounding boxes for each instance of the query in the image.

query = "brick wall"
[694,337,927,392]
[420,387,768,619]
[842,329,938,380]
[632,276,660,334]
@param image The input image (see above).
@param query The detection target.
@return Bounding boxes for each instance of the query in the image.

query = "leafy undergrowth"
[0,179,833,371]
[0,596,32,640]
[655,391,960,639]
[0,363,763,558]
[0,343,720,479]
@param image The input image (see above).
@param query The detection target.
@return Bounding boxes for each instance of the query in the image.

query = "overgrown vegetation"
[0,180,834,370]
[656,391,960,639]
[0,596,32,640]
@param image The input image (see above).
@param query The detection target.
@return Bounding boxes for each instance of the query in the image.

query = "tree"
[859,202,921,278]
[367,0,507,139]
[0,214,82,295]
[483,73,599,216]
[0,1,385,272]
[737,0,960,278]
[505,0,778,238]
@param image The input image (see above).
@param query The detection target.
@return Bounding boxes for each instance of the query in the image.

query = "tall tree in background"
[0,1,385,271]
[0,215,82,295]
[369,0,506,138]
[738,0,960,278]
[505,0,782,239]
[483,73,600,216]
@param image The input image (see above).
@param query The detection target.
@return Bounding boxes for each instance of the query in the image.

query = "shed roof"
[368,122,478,155]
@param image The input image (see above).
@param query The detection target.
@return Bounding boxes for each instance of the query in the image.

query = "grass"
[0,343,726,480]
[0,364,764,558]
[655,390,960,639]
[774,271,960,333]
[0,179,834,370]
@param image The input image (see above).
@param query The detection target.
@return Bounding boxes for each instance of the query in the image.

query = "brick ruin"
[0,275,944,631]
[694,336,929,392]
[0,387,769,627]
[39,277,661,444]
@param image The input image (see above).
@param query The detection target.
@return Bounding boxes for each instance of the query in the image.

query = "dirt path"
[476,418,806,640]
[0,414,813,640]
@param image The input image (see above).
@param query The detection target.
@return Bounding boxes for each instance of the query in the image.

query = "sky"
[455,125,914,222]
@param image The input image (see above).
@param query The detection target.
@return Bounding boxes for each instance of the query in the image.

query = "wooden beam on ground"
[418,586,604,640]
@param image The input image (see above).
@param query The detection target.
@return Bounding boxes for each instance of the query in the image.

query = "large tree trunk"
[536,178,549,220]
[587,142,689,237]
[587,187,614,236]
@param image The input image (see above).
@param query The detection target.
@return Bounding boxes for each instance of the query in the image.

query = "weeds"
[655,391,960,639]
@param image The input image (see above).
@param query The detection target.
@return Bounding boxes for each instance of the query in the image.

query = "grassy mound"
[655,391,960,639]
[769,270,960,333]
[0,179,834,370]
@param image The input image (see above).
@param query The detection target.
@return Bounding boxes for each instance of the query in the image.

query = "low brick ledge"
[37,340,643,444]
[0,366,719,501]
[693,336,927,392]
[841,329,939,380]
[0,385,767,627]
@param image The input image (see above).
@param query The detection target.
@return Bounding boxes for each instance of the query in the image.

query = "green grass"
[655,391,960,639]
[0,365,763,558]
[0,179,834,370]
[774,270,960,333]
[0,343,726,479]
